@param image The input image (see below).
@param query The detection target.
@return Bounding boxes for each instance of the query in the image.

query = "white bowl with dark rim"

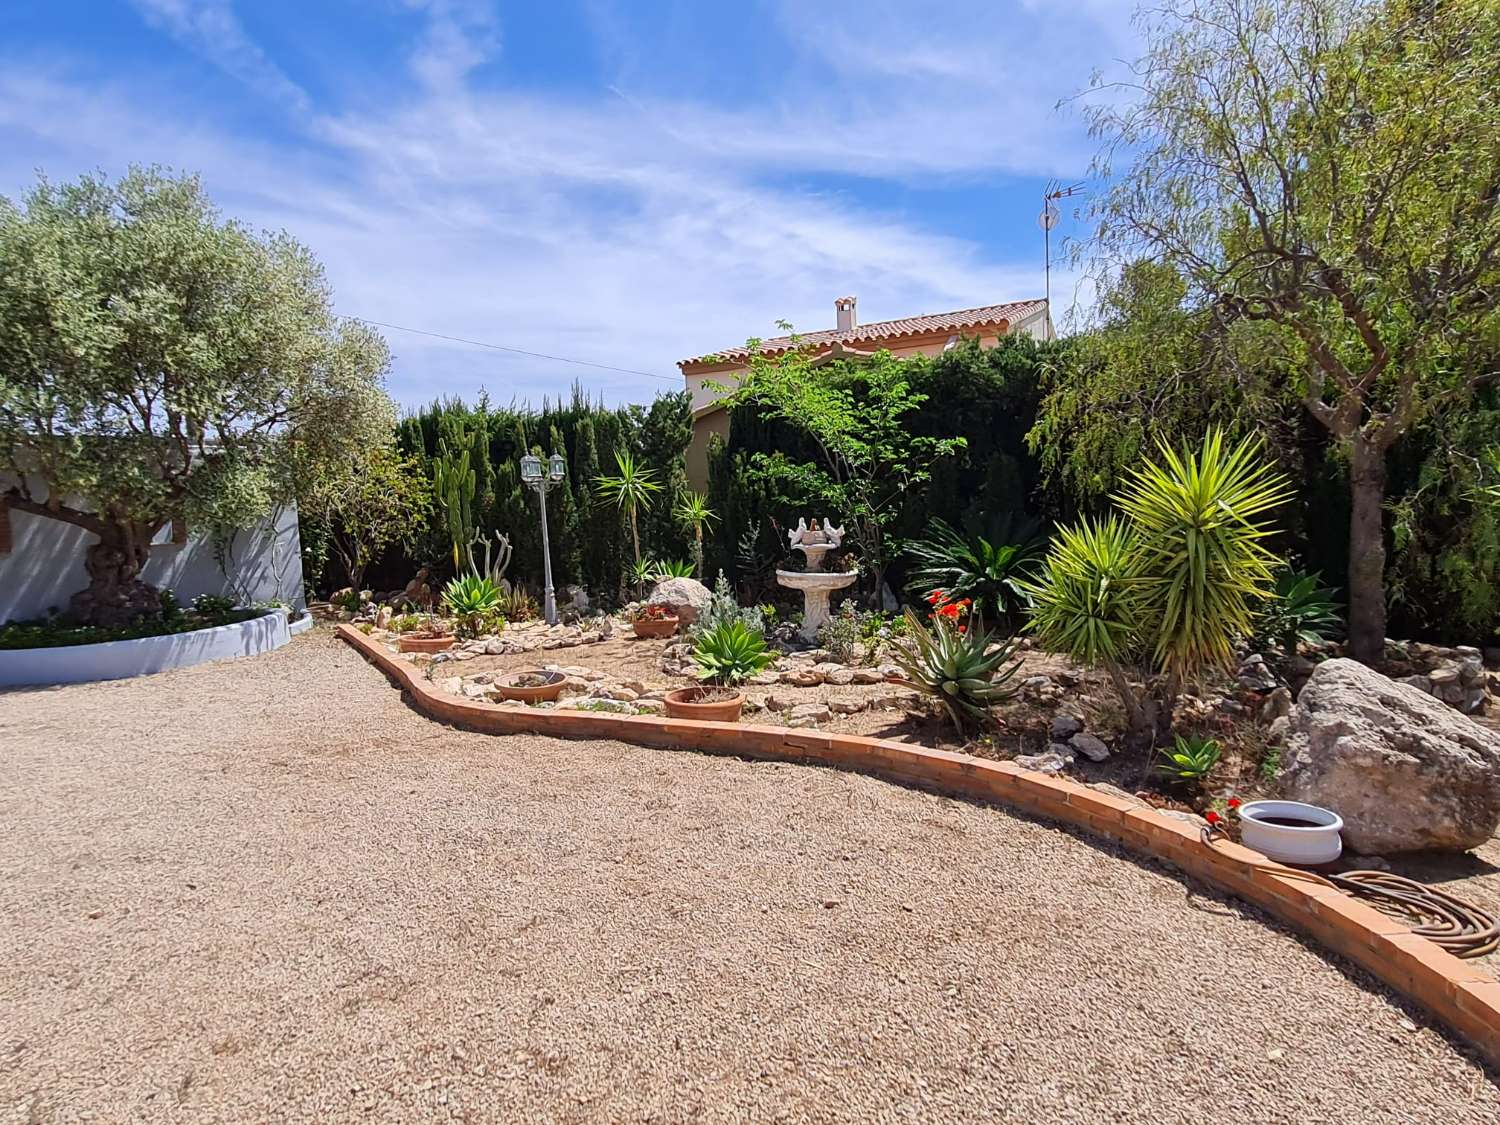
[1238,800,1344,866]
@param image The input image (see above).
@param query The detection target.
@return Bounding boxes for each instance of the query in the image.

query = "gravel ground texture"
[2,625,1497,1123]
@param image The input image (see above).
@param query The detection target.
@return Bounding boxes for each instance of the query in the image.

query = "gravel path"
[2,628,1496,1123]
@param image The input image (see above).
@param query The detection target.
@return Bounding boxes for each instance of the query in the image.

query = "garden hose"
[1202,826,1500,959]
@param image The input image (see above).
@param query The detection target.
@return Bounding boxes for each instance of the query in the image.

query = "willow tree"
[0,168,394,623]
[1084,0,1500,662]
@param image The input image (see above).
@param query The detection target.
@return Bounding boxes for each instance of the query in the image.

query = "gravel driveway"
[2,627,1496,1122]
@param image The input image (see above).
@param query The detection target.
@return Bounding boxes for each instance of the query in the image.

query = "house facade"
[677,296,1051,490]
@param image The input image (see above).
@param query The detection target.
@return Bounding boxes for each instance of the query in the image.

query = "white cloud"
[1,1,1122,407]
[129,0,311,112]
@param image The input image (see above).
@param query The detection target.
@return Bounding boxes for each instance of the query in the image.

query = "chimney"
[834,295,857,333]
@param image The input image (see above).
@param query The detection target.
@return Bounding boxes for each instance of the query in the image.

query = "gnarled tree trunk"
[68,519,161,626]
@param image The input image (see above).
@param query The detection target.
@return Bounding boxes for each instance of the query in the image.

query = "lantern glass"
[548,451,566,481]
[520,453,542,482]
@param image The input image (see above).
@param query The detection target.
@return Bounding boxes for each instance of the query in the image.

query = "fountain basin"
[776,568,859,642]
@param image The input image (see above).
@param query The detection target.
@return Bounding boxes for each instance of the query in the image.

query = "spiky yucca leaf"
[1022,515,1143,667]
[1114,430,1291,679]
[891,608,1022,730]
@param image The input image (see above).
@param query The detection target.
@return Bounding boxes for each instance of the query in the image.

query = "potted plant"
[491,669,567,703]
[664,619,774,722]
[396,615,454,653]
[631,602,680,639]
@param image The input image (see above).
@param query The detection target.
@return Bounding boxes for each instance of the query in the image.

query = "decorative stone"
[1015,750,1071,774]
[645,577,712,625]
[1050,714,1084,740]
[1279,658,1500,853]
[786,703,832,728]
[1069,732,1111,762]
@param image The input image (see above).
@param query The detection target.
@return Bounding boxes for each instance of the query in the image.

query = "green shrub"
[890,608,1022,730]
[691,619,775,686]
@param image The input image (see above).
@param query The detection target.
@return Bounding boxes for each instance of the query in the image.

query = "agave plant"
[1256,568,1343,653]
[651,558,696,580]
[905,518,1039,619]
[1153,734,1222,785]
[890,608,1022,730]
[691,619,775,686]
[441,573,502,616]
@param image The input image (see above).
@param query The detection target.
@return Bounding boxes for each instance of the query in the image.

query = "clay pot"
[492,669,566,703]
[664,685,744,722]
[398,634,454,653]
[632,616,680,639]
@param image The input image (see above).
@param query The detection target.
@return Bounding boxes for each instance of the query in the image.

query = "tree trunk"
[1346,435,1388,666]
[69,519,161,626]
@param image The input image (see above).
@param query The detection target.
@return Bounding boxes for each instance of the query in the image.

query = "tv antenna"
[1040,180,1084,339]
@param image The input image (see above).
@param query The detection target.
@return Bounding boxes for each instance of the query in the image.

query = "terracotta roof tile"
[678,299,1047,368]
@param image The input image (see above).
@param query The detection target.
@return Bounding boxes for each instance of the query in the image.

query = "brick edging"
[338,624,1500,1067]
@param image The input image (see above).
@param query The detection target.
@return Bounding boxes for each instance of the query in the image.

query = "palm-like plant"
[890,608,1023,730]
[1114,430,1291,680]
[1025,431,1290,740]
[594,450,661,568]
[905,518,1039,619]
[1256,569,1343,653]
[673,491,718,577]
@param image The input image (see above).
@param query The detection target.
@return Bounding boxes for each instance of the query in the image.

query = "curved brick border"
[339,624,1500,1067]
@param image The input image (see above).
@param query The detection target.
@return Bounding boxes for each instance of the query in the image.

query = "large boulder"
[646,577,712,625]
[1279,658,1500,854]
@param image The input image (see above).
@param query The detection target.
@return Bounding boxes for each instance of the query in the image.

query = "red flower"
[1205,810,1222,825]
[1227,797,1241,809]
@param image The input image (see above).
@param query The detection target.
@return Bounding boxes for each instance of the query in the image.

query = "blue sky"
[0,1,1139,408]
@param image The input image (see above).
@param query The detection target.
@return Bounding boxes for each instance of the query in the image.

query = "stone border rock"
[0,610,292,687]
[338,624,1500,1068]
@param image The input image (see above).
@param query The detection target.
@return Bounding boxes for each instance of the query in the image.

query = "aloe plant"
[890,608,1022,730]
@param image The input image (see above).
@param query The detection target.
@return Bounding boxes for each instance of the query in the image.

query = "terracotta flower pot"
[492,669,566,703]
[633,616,680,639]
[398,634,454,653]
[664,685,744,722]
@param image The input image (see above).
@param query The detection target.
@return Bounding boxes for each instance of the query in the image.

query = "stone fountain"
[777,519,859,642]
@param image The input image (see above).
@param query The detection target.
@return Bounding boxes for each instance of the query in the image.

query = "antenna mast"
[1039,180,1084,340]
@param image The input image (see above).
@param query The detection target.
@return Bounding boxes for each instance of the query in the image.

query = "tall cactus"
[434,428,477,573]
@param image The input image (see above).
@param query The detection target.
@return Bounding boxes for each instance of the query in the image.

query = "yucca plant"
[1115,430,1291,681]
[905,518,1040,619]
[890,608,1023,730]
[1025,430,1290,741]
[1153,735,1222,786]
[691,619,775,686]
[1256,568,1343,653]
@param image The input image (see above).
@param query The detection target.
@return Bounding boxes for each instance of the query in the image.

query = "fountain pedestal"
[777,519,859,643]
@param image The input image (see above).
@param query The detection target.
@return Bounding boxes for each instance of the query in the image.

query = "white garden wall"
[0,473,305,624]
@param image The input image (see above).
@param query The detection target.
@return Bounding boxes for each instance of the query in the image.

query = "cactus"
[434,430,477,573]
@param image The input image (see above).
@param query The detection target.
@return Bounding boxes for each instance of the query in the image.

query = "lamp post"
[520,450,567,625]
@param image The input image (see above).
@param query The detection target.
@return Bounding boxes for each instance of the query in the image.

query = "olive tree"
[0,168,395,623]
[1084,0,1500,663]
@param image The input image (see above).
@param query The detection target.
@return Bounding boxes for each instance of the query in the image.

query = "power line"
[345,315,680,383]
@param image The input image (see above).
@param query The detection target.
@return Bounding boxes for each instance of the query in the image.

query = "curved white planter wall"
[0,610,292,687]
